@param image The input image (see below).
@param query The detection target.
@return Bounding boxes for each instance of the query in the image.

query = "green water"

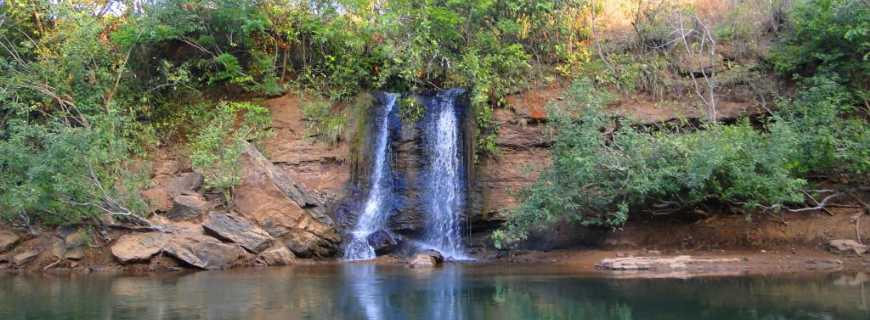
[1,264,867,319]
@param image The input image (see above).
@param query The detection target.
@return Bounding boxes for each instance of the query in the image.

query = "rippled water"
[1,265,868,320]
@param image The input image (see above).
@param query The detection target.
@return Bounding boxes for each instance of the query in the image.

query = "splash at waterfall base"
[338,90,473,262]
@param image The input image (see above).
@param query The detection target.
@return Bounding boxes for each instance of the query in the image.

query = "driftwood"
[42,258,63,271]
[787,191,842,215]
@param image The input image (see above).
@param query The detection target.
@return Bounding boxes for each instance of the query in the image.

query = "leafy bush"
[770,0,869,92]
[399,96,424,124]
[773,76,869,176]
[0,118,150,226]
[189,102,272,204]
[301,96,347,145]
[115,0,280,96]
[0,6,151,225]
[494,77,866,247]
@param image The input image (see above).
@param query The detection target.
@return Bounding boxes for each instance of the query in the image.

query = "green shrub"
[399,96,424,124]
[770,0,869,92]
[774,76,868,176]
[301,97,347,145]
[0,5,152,226]
[494,77,867,247]
[189,102,272,204]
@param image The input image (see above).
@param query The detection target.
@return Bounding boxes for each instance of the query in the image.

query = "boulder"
[166,193,210,221]
[234,142,341,257]
[142,172,204,213]
[597,256,741,271]
[48,238,66,260]
[141,187,173,212]
[367,230,398,255]
[257,244,296,266]
[828,239,868,255]
[283,232,337,258]
[111,233,169,263]
[62,229,89,250]
[64,247,85,260]
[169,172,204,195]
[0,230,20,253]
[163,233,244,270]
[12,249,41,266]
[409,250,444,268]
[203,212,273,253]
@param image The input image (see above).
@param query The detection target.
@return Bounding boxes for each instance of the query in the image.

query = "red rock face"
[233,143,341,257]
[260,94,350,199]
[475,106,553,224]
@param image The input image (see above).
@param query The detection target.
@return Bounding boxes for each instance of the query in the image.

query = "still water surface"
[1,264,868,319]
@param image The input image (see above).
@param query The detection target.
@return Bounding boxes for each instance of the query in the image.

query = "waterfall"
[421,89,467,259]
[344,93,397,261]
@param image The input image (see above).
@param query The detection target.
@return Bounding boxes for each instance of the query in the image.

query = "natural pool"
[1,264,868,319]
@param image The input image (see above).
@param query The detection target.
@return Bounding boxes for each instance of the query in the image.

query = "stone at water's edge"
[12,249,41,266]
[233,142,341,257]
[163,233,245,270]
[111,233,169,263]
[283,232,337,258]
[203,212,274,253]
[409,249,444,268]
[367,230,398,255]
[597,256,741,271]
[0,230,20,253]
[257,244,296,266]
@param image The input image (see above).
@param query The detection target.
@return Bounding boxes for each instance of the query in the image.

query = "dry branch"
[785,193,844,213]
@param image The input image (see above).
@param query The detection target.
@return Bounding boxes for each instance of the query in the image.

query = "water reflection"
[347,264,386,320]
[0,266,868,319]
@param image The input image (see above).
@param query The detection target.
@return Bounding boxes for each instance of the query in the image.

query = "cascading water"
[421,89,467,259]
[344,93,397,261]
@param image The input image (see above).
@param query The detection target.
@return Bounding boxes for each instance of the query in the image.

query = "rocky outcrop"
[141,150,203,213]
[476,108,552,224]
[390,123,426,233]
[257,244,296,266]
[203,212,273,253]
[261,94,350,202]
[53,227,88,261]
[111,232,169,263]
[282,232,336,258]
[234,142,341,257]
[110,211,278,269]
[166,193,211,221]
[12,249,41,266]
[163,232,245,270]
[0,230,20,253]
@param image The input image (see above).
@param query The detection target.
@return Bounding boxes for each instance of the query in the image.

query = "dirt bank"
[487,204,870,277]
